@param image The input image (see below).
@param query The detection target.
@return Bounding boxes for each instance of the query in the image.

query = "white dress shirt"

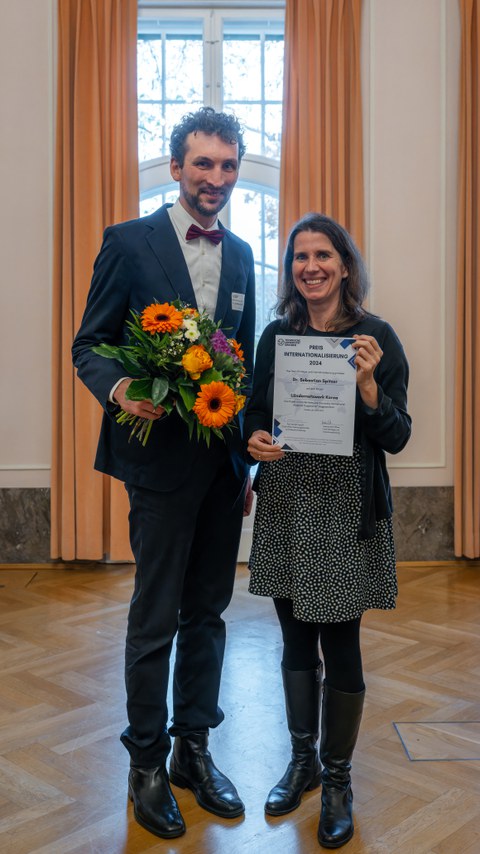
[167,199,222,319]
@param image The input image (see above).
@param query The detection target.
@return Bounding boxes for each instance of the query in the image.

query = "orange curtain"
[279,0,364,255]
[454,0,480,558]
[51,0,138,561]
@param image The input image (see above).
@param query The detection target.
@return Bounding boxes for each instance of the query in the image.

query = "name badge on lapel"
[231,292,245,312]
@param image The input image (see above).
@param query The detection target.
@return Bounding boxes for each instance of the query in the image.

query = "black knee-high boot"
[265,664,323,816]
[317,684,365,849]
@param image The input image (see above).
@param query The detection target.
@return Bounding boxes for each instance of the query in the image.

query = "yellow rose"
[182,345,213,379]
[234,393,246,415]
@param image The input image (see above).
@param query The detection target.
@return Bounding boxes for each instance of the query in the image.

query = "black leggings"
[273,598,365,694]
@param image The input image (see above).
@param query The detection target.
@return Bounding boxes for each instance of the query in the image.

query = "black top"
[244,314,412,539]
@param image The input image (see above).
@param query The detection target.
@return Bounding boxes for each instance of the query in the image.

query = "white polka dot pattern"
[248,444,397,623]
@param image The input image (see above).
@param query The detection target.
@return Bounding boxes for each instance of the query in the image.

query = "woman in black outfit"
[245,213,411,849]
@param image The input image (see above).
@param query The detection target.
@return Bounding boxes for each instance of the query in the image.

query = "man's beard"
[181,184,231,217]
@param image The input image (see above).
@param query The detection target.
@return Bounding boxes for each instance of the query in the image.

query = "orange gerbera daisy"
[141,302,184,335]
[193,382,236,428]
[229,338,244,362]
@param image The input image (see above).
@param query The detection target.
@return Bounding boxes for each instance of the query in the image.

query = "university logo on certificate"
[272,335,357,456]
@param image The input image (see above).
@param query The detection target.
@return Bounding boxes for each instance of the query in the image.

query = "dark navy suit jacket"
[72,204,256,491]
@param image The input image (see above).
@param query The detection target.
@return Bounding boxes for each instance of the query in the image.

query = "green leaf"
[92,343,143,375]
[125,378,153,400]
[151,376,169,406]
[198,368,223,384]
[128,323,158,345]
[212,352,233,370]
[175,394,190,423]
[178,385,197,411]
[118,352,144,374]
[92,344,122,359]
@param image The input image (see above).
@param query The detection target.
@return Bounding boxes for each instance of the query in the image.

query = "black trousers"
[121,447,245,767]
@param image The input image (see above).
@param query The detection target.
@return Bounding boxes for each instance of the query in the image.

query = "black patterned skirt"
[248,446,397,623]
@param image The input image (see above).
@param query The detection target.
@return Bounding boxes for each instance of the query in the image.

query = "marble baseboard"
[0,486,455,564]
[0,488,51,562]
[392,486,454,561]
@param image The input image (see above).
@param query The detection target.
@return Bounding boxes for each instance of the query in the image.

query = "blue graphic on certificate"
[272,335,356,456]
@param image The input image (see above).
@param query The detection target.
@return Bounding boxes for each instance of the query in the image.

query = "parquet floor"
[1,561,480,853]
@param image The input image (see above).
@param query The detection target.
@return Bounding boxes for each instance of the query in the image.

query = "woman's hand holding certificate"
[351,333,383,410]
[247,428,285,463]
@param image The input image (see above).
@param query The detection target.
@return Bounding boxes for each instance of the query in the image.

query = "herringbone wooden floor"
[1,561,480,853]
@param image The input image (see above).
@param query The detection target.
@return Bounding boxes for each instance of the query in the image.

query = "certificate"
[272,334,357,456]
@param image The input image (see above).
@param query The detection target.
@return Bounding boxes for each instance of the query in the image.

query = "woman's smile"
[292,231,348,318]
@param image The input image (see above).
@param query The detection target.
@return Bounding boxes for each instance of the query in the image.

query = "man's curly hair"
[170,106,246,166]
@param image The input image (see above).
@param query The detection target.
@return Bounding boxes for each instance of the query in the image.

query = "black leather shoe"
[169,732,245,818]
[128,765,186,838]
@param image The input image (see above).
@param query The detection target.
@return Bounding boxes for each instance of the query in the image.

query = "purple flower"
[210,329,232,354]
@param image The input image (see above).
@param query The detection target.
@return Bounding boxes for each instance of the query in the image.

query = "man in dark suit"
[72,108,255,839]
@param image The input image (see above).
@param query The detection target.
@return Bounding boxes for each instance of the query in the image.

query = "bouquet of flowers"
[92,300,247,446]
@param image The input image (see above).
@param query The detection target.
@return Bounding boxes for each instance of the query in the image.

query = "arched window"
[137,3,285,339]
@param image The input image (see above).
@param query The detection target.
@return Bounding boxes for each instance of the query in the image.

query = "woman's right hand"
[247,429,285,463]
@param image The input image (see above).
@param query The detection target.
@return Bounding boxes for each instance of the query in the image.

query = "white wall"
[0,0,54,488]
[362,0,460,489]
[0,0,460,502]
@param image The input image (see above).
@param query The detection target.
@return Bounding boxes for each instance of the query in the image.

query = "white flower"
[183,319,199,338]
[185,328,199,341]
[185,318,198,330]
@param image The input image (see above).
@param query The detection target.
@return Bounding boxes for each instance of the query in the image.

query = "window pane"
[231,187,279,343]
[138,104,167,161]
[264,193,280,268]
[231,188,262,258]
[258,264,280,334]
[138,30,204,163]
[227,104,262,156]
[254,263,279,341]
[223,37,261,101]
[265,104,283,159]
[138,38,162,101]
[264,37,284,100]
[140,189,177,217]
[223,32,283,158]
[165,37,203,103]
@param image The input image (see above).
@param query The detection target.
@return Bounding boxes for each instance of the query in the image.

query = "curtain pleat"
[279,0,364,256]
[51,0,138,560]
[454,0,480,558]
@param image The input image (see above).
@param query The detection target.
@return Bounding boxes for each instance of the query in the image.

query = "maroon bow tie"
[186,223,224,245]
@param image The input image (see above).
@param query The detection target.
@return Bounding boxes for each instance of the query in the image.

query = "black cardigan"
[244,315,412,540]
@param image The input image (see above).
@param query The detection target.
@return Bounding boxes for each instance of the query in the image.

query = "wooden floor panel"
[1,561,480,853]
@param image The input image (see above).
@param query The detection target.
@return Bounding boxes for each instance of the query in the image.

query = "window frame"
[137,3,284,228]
